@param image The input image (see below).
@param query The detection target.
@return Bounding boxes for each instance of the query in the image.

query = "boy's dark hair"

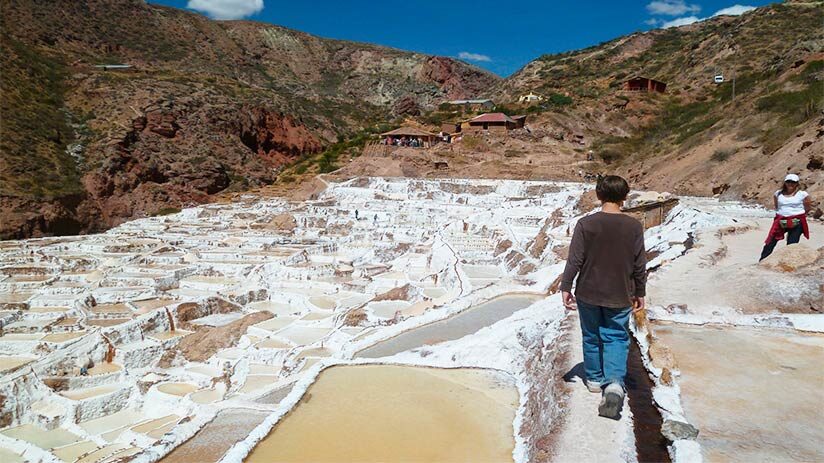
[596,175,630,203]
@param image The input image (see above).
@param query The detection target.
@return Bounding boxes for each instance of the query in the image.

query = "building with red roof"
[624,76,667,93]
[463,112,522,133]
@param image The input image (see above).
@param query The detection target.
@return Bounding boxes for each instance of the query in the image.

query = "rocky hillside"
[498,1,823,207]
[0,0,498,239]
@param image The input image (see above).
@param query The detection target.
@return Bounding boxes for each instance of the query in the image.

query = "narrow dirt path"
[550,312,635,462]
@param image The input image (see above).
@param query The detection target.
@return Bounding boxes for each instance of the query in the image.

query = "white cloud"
[712,4,756,16]
[187,0,264,20]
[646,0,701,16]
[644,18,662,26]
[661,15,701,28]
[458,52,492,62]
[658,4,756,29]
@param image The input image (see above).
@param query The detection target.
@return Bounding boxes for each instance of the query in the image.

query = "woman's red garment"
[764,213,809,244]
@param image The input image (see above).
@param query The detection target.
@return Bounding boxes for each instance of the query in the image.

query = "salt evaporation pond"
[190,388,222,404]
[60,383,121,401]
[157,382,199,397]
[357,293,542,358]
[655,322,824,462]
[86,362,122,375]
[308,296,336,310]
[245,365,518,462]
[163,409,269,463]
[0,356,35,373]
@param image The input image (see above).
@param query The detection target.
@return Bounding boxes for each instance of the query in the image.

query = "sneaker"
[585,380,602,393]
[598,383,625,420]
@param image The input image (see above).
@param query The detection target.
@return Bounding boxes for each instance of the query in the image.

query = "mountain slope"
[499,1,823,206]
[0,0,498,238]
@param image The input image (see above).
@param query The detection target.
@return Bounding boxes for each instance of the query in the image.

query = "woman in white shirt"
[760,174,812,260]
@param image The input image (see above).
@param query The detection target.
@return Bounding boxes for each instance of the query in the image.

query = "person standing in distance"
[760,173,812,261]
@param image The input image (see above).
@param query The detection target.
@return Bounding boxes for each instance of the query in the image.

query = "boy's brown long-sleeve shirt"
[560,212,647,308]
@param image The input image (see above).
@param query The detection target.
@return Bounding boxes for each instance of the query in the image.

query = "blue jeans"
[577,300,632,388]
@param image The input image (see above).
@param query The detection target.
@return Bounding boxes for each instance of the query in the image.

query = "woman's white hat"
[784,173,800,182]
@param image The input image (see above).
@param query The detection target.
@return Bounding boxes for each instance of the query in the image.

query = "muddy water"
[655,323,824,462]
[87,362,122,375]
[357,293,542,358]
[245,365,518,463]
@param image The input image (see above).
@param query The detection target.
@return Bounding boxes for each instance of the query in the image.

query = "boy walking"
[560,175,647,419]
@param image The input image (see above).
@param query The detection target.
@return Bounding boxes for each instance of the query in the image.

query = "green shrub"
[0,35,82,198]
[713,71,769,102]
[793,60,824,82]
[494,103,517,114]
[228,172,249,188]
[420,110,462,126]
[548,93,573,106]
[710,148,736,162]
[317,151,339,173]
[599,149,625,164]
[756,83,822,123]
[592,98,722,163]
[154,207,181,216]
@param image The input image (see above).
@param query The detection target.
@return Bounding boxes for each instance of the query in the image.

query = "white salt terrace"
[0,177,821,463]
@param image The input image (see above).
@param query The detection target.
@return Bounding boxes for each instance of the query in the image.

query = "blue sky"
[151,0,773,76]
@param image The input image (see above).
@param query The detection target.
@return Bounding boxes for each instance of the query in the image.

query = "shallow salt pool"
[190,388,222,404]
[367,300,411,319]
[308,296,336,310]
[0,355,36,372]
[161,409,269,463]
[60,383,121,401]
[357,293,543,358]
[275,326,332,345]
[245,365,519,462]
[157,382,199,397]
[655,323,824,462]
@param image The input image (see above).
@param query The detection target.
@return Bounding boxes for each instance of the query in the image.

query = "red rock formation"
[392,96,421,117]
[236,108,322,166]
[0,0,499,239]
[420,57,496,100]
